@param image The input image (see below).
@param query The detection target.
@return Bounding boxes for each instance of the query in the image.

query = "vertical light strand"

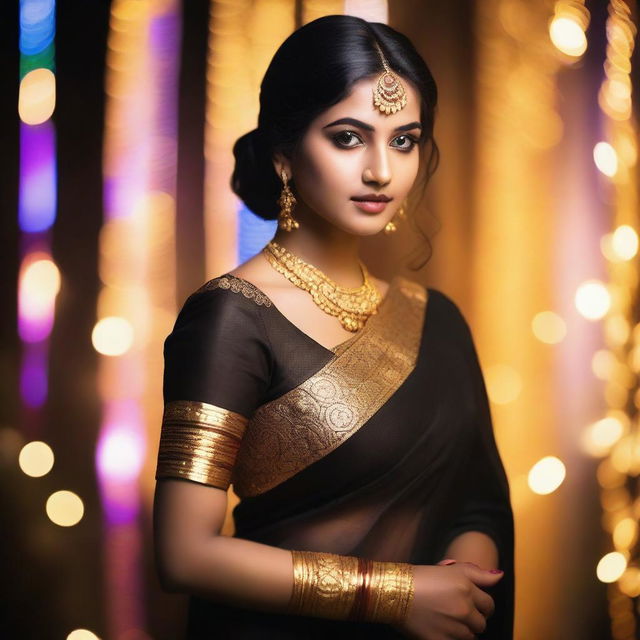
[17,1,60,438]
[474,1,576,637]
[18,4,105,638]
[204,0,295,277]
[591,2,639,638]
[99,4,150,637]
[204,0,251,277]
[99,1,180,637]
[140,1,180,509]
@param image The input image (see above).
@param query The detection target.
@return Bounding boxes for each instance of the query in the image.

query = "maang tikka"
[277,169,299,231]
[372,41,407,115]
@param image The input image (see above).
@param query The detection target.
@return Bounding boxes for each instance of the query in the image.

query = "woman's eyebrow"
[322,117,422,132]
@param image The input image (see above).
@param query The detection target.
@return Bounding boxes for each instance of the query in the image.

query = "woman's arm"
[154,477,293,613]
[442,531,499,570]
[154,475,504,640]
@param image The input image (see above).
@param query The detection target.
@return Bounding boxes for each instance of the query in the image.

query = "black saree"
[155,272,515,639]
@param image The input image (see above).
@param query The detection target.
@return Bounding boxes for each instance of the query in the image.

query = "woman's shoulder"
[188,273,273,308]
[169,273,272,345]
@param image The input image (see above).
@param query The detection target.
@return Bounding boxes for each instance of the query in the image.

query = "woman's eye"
[333,131,362,148]
[332,131,419,151]
[391,135,418,151]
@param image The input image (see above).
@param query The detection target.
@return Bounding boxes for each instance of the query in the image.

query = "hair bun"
[230,128,280,220]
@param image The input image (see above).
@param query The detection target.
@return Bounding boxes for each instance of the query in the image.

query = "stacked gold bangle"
[287,550,414,625]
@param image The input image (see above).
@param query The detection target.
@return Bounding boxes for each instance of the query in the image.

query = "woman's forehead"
[315,76,422,130]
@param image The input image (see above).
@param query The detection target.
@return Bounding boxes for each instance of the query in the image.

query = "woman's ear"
[272,152,291,181]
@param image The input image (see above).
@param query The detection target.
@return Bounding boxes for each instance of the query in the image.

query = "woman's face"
[280,75,423,236]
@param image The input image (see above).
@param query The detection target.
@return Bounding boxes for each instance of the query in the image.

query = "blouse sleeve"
[441,302,516,637]
[154,286,272,491]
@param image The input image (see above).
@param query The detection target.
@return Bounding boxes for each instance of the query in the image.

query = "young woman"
[153,14,514,640]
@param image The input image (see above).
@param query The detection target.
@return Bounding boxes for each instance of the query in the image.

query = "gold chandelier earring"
[384,200,407,234]
[277,169,299,232]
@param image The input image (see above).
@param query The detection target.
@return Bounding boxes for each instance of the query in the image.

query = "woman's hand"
[394,562,504,640]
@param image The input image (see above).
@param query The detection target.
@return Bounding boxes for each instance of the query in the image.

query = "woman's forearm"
[443,531,499,569]
[164,534,295,614]
[163,535,414,624]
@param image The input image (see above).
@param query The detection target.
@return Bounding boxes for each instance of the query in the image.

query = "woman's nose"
[362,148,391,186]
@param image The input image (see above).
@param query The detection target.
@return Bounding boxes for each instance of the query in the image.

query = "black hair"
[231,14,439,268]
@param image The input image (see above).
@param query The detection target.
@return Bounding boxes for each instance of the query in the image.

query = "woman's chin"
[328,216,395,237]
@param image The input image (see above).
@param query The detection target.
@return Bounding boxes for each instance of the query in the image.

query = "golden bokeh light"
[611,225,639,261]
[619,567,640,598]
[597,458,625,489]
[617,131,637,167]
[549,16,587,57]
[528,456,566,495]
[19,256,61,318]
[18,68,56,125]
[605,314,631,347]
[610,435,640,475]
[67,629,101,640]
[18,440,54,477]
[593,141,619,176]
[46,490,84,527]
[531,310,567,344]
[592,349,617,380]
[597,551,628,583]
[575,280,611,320]
[613,517,638,551]
[581,417,625,457]
[92,316,134,356]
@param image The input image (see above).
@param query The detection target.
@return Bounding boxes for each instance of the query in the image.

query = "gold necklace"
[262,240,382,332]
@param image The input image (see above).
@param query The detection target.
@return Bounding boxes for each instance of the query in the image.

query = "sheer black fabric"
[160,274,515,639]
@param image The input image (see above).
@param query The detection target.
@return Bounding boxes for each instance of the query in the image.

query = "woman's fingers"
[466,605,488,635]
[471,582,495,619]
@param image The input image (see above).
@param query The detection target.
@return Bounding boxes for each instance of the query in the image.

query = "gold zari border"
[233,276,428,497]
[155,400,248,490]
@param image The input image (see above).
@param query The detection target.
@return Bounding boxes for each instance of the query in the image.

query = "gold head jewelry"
[372,41,407,115]
[262,240,382,332]
[277,170,299,231]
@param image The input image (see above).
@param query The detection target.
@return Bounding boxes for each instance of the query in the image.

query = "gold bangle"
[365,559,415,624]
[287,550,414,625]
[155,400,248,490]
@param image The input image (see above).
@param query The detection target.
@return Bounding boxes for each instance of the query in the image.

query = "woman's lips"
[351,199,389,213]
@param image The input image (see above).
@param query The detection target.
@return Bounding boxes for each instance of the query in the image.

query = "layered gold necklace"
[262,240,382,332]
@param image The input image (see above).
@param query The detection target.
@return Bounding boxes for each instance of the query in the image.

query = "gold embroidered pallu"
[232,277,428,498]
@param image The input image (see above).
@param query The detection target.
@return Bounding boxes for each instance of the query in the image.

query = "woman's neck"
[271,213,363,288]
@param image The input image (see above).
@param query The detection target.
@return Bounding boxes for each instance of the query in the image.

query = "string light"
[549,1,590,58]
[589,1,639,638]
[99,1,179,636]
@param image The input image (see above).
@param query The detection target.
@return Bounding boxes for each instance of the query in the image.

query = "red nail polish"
[489,569,503,574]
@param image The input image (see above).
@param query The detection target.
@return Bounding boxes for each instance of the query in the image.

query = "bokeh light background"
[0,1,638,639]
